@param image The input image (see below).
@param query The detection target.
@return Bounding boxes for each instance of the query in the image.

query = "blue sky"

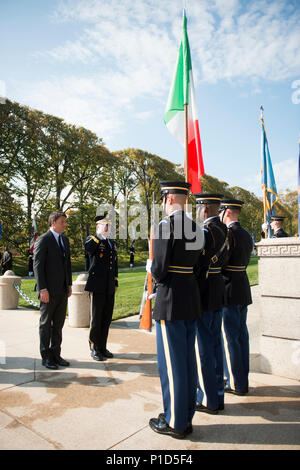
[1,0,299,196]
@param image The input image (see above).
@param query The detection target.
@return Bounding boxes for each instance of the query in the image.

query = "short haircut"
[48,211,67,227]
[229,207,241,216]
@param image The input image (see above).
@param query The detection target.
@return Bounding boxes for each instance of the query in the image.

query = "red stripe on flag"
[186,118,204,193]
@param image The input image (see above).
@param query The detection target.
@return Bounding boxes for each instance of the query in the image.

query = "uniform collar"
[227,220,239,228]
[204,216,218,224]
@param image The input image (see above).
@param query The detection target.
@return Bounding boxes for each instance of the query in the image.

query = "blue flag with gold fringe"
[260,112,278,238]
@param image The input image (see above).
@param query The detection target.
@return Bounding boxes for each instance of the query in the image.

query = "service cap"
[94,212,112,224]
[270,215,286,222]
[159,181,191,200]
[220,199,244,210]
[194,193,224,205]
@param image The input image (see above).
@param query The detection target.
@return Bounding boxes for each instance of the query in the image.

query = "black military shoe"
[91,349,106,361]
[42,358,58,370]
[225,387,248,396]
[54,356,70,367]
[158,413,193,435]
[195,403,219,414]
[149,415,188,439]
[101,349,114,358]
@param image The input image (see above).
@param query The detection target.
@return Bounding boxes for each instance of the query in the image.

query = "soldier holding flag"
[148,181,204,439]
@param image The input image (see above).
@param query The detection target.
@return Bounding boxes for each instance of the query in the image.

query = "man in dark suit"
[194,193,230,414]
[148,181,204,439]
[33,211,72,370]
[84,213,118,361]
[219,199,253,395]
[270,215,290,237]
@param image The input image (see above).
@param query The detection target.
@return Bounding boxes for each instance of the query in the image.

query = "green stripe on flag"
[164,10,191,125]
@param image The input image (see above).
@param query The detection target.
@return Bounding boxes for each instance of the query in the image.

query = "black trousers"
[39,291,68,360]
[89,292,115,352]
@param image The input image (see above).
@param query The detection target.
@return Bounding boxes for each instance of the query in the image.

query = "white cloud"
[245,157,298,196]
[273,158,298,192]
[23,0,300,144]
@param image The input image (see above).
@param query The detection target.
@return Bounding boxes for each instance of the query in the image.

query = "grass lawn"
[17,258,258,319]
[17,268,147,320]
[246,256,259,286]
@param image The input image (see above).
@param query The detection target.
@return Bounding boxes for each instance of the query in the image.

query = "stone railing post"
[68,273,90,327]
[0,270,22,309]
[256,238,300,380]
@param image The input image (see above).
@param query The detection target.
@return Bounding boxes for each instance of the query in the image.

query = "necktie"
[58,234,65,256]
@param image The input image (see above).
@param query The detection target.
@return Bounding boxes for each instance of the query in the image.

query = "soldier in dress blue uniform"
[270,215,289,238]
[194,194,230,414]
[84,213,118,361]
[219,199,253,395]
[148,181,204,439]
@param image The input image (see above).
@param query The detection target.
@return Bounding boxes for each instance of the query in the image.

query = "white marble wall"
[256,238,300,380]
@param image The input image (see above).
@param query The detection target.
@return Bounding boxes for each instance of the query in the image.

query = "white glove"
[146,258,152,273]
[262,223,269,231]
[148,292,157,300]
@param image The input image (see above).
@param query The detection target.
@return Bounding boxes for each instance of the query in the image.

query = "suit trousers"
[196,311,224,410]
[39,291,68,360]
[156,320,197,432]
[89,292,115,352]
[222,304,249,393]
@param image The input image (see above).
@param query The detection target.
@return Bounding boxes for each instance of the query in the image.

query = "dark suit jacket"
[33,230,72,296]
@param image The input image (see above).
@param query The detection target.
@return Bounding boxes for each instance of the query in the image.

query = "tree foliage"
[0,98,298,263]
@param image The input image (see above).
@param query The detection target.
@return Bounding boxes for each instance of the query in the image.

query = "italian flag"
[164,10,204,193]
[29,218,38,254]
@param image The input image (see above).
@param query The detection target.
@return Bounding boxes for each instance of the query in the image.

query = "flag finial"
[260,105,264,119]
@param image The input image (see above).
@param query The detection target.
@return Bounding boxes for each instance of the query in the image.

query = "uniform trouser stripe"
[160,320,175,428]
[195,335,208,406]
[195,311,224,410]
[222,305,249,392]
[221,322,234,389]
[156,320,197,431]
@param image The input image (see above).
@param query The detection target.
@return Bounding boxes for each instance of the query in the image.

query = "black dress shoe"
[158,414,193,435]
[225,387,248,396]
[42,358,58,370]
[54,356,70,367]
[101,349,114,358]
[195,403,219,414]
[149,416,187,439]
[91,350,106,361]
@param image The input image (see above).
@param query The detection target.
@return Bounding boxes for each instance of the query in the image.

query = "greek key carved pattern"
[257,244,300,257]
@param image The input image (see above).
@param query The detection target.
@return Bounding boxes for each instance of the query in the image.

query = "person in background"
[219,199,253,396]
[85,213,118,362]
[1,247,13,274]
[270,215,289,238]
[194,193,229,414]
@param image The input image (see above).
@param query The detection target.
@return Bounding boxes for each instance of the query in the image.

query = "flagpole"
[184,7,189,202]
[260,105,268,239]
[184,103,189,183]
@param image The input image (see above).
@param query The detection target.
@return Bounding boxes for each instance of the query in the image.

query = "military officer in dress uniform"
[270,215,290,238]
[219,199,253,395]
[84,213,118,361]
[148,181,204,439]
[194,193,230,414]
